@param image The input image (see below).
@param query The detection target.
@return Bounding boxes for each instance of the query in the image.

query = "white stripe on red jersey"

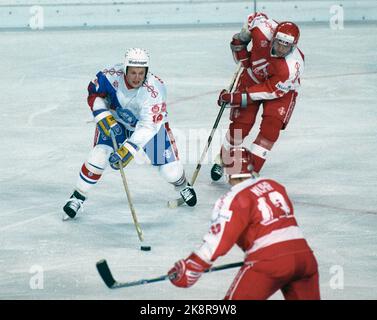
[246,225,304,255]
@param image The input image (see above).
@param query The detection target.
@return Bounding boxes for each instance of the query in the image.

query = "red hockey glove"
[217,89,251,108]
[168,253,211,288]
[230,33,250,68]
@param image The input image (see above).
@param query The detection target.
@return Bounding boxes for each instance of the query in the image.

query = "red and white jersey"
[195,177,312,264]
[241,13,305,100]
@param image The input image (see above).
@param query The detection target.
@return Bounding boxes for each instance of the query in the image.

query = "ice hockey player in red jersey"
[211,12,305,181]
[169,147,320,300]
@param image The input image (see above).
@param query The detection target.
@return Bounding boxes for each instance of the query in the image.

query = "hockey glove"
[168,253,211,288]
[109,141,139,170]
[217,89,251,108]
[230,33,250,68]
[94,109,122,137]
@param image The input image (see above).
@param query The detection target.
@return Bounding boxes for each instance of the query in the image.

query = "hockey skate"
[62,190,86,220]
[210,154,224,181]
[179,184,197,207]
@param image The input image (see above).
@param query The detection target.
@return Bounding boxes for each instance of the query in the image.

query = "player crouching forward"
[168,147,320,300]
[63,48,197,219]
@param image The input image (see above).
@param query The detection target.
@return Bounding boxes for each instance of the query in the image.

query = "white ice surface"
[0,23,376,300]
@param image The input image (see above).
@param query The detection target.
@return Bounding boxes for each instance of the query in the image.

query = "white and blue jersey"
[87,63,178,166]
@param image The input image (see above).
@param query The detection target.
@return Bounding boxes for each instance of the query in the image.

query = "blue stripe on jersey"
[144,125,177,166]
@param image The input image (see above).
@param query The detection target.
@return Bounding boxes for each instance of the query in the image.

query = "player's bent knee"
[228,122,252,144]
[159,161,184,183]
[260,117,283,142]
[88,144,113,169]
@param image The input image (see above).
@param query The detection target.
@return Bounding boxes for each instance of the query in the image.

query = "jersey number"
[257,191,292,225]
[152,114,163,123]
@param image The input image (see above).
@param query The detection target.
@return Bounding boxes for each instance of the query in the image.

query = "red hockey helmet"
[271,21,300,57]
[223,147,254,179]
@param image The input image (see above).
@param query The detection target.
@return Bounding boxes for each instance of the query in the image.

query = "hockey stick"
[96,259,243,289]
[110,132,144,242]
[168,64,243,208]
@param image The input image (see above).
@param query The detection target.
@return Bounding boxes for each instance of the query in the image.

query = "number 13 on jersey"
[257,191,293,225]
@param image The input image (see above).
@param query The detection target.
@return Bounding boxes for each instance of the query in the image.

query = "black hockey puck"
[140,245,151,251]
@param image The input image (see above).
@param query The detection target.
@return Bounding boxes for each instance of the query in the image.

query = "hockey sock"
[76,162,104,194]
[251,143,270,173]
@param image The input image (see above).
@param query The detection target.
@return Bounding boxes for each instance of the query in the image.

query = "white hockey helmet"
[124,48,150,69]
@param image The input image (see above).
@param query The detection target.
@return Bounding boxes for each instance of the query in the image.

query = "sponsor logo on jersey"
[278,107,286,116]
[103,68,123,76]
[263,20,275,35]
[164,150,172,159]
[143,82,158,98]
[276,81,291,92]
[212,197,233,223]
[261,40,268,47]
[248,12,268,29]
[216,195,226,210]
[210,223,221,235]
[112,80,119,88]
[291,62,301,83]
[219,209,233,222]
[116,108,138,127]
[232,109,241,119]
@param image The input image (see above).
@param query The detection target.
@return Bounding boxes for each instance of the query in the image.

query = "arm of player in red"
[168,253,211,288]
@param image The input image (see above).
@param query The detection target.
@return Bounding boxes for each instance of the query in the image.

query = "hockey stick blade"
[96,259,170,289]
[96,259,116,288]
[167,197,185,209]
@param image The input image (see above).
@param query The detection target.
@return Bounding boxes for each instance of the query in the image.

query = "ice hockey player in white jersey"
[63,48,197,219]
